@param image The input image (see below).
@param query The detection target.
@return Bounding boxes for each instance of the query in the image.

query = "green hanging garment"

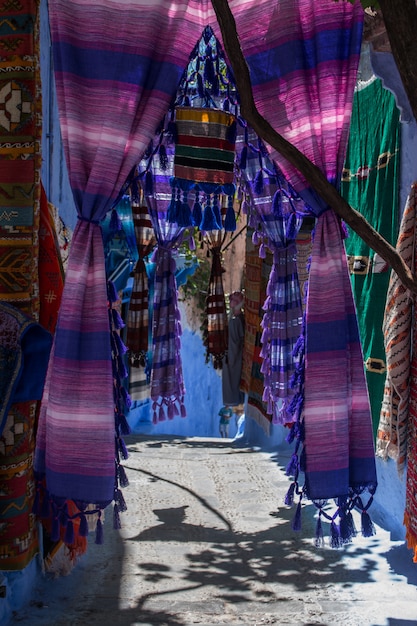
[341,75,401,438]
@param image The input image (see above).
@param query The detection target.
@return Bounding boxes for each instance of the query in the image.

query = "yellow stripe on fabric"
[175,107,235,127]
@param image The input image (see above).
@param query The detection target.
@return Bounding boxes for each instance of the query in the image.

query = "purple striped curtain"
[34,1,208,513]
[242,0,377,524]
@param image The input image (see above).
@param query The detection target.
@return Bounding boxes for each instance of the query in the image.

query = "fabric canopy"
[35,0,376,542]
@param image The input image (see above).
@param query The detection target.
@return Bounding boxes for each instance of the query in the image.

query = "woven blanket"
[405,281,417,561]
[0,401,38,570]
[377,184,417,474]
[203,234,228,370]
[0,0,41,316]
[341,77,400,437]
[241,229,271,433]
[304,209,377,504]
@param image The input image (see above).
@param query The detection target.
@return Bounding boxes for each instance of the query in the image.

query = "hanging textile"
[341,76,400,437]
[240,129,304,423]
[377,184,417,475]
[38,185,65,334]
[303,210,377,541]
[242,0,378,539]
[203,231,228,370]
[404,188,417,560]
[241,228,272,433]
[147,200,187,421]
[34,0,207,531]
[126,198,156,370]
[0,1,46,571]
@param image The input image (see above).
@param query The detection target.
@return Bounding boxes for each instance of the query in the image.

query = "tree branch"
[211,0,417,293]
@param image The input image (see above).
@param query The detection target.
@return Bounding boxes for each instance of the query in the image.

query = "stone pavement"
[9,435,417,626]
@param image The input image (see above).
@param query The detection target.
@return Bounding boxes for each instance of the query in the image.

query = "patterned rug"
[0,0,43,570]
[241,229,271,433]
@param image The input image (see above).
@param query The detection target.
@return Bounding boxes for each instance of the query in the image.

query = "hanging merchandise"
[201,230,228,370]
[167,26,238,233]
[341,73,400,438]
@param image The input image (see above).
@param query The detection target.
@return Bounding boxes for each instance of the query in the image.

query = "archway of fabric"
[34,0,377,544]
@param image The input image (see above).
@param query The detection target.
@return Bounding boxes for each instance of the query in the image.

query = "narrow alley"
[9,435,417,626]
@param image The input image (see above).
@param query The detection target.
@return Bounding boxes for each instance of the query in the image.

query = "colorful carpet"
[0,0,43,570]
[241,229,271,433]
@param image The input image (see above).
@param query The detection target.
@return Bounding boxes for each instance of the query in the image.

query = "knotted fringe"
[168,178,235,232]
[152,396,186,423]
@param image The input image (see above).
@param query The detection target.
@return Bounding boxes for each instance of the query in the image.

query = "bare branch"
[211,0,417,293]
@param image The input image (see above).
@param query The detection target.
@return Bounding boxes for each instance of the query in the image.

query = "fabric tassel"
[118,412,131,436]
[167,402,175,419]
[158,144,168,170]
[330,520,342,548]
[113,331,128,356]
[177,200,193,228]
[167,191,177,223]
[315,514,325,547]
[118,463,129,488]
[192,196,203,228]
[201,200,219,231]
[118,436,129,460]
[115,488,127,512]
[111,307,125,330]
[291,499,302,531]
[107,280,118,304]
[340,510,357,543]
[158,405,166,422]
[254,169,264,195]
[272,190,283,215]
[212,195,222,228]
[79,514,89,537]
[64,520,75,545]
[110,208,122,232]
[224,203,236,232]
[120,386,131,409]
[361,509,376,537]
[145,169,153,195]
[285,453,299,477]
[180,402,187,418]
[113,503,122,530]
[284,482,296,506]
[117,354,128,380]
[95,516,104,545]
[259,243,267,259]
[226,119,237,143]
[286,213,299,240]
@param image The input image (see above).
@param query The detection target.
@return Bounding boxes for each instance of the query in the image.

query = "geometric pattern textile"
[0,0,42,318]
[377,184,416,475]
[0,401,39,570]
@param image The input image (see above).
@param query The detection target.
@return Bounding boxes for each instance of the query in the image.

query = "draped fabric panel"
[34,0,211,511]
[35,0,376,537]
[245,0,364,213]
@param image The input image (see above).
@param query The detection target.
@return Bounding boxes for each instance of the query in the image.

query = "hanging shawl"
[34,0,207,535]
[203,231,228,370]
[241,0,378,539]
[239,128,304,423]
[126,198,156,368]
[147,201,187,421]
[377,184,417,475]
